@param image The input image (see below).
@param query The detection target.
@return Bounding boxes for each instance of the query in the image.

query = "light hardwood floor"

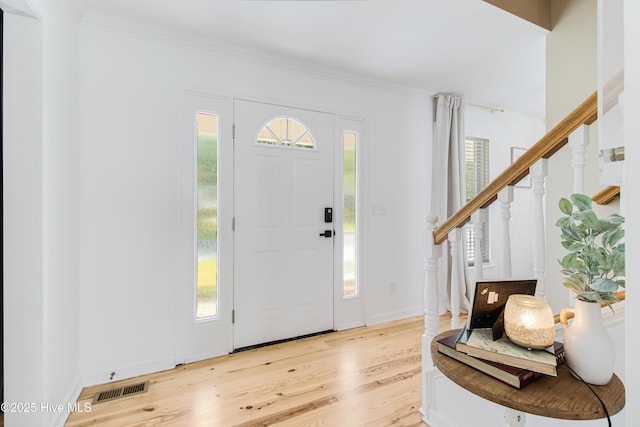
[65,315,457,427]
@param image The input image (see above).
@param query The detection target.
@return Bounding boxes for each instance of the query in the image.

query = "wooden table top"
[431,330,625,420]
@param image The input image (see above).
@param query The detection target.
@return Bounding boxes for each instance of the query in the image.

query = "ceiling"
[81,0,548,117]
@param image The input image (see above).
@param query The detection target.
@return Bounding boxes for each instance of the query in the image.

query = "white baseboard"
[81,357,175,388]
[367,306,423,325]
[49,378,83,427]
[335,320,366,331]
[184,349,228,365]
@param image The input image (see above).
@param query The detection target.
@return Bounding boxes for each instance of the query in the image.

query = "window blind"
[465,137,490,266]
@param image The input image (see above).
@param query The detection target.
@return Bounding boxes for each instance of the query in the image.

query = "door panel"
[234,100,334,349]
[176,93,232,364]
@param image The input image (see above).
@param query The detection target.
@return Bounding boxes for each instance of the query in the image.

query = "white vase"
[560,299,615,385]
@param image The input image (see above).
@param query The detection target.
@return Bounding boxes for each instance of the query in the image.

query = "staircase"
[420,92,626,426]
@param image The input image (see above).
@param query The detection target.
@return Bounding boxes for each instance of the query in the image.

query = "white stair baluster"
[498,187,514,278]
[569,124,590,195]
[448,228,463,329]
[531,159,548,299]
[471,209,487,287]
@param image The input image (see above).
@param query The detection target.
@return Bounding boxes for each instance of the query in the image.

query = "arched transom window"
[257,117,315,149]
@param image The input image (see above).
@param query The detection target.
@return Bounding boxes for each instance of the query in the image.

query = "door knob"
[319,230,334,238]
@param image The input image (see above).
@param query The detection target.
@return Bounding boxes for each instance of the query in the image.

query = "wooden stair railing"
[433,91,598,245]
[421,91,625,423]
[592,185,621,205]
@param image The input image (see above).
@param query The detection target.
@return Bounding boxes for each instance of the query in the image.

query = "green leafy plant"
[556,193,625,304]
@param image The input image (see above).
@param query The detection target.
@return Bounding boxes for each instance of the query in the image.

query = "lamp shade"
[504,295,555,350]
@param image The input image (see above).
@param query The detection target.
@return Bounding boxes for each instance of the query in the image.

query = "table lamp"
[504,294,555,350]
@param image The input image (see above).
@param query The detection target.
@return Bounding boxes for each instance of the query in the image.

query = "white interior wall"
[77,12,548,386]
[41,2,83,425]
[546,0,634,401]
[3,0,82,426]
[3,10,46,427]
[77,18,432,383]
[2,6,562,424]
[623,0,640,420]
[545,0,603,315]
[465,107,544,280]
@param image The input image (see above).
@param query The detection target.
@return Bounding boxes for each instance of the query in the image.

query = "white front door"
[234,100,335,349]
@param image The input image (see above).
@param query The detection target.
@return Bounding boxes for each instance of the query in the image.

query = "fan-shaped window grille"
[257,117,315,149]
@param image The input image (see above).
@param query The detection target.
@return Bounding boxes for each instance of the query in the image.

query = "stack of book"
[437,326,565,389]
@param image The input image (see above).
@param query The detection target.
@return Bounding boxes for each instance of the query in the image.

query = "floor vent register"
[92,381,150,404]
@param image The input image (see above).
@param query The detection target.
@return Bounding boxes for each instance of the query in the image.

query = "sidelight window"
[196,112,219,318]
[343,131,358,297]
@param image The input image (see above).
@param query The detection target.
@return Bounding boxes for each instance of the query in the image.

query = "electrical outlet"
[389,281,397,294]
[371,202,386,215]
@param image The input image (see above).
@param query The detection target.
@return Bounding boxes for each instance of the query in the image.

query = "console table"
[431,330,625,426]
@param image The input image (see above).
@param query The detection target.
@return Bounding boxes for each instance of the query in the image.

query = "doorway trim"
[176,91,368,360]
[232,99,336,349]
[333,115,367,331]
[176,90,234,364]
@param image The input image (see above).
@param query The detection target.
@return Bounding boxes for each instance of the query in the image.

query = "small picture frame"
[510,147,531,188]
[468,278,537,340]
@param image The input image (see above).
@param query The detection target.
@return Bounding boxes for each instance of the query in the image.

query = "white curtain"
[431,94,470,314]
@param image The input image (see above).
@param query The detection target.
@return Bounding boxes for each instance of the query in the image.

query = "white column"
[498,187,514,278]
[531,159,548,299]
[423,213,441,345]
[471,209,487,285]
[569,124,590,195]
[448,228,463,329]
[421,213,441,419]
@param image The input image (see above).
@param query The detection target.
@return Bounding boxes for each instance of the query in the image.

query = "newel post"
[423,213,441,355]
[422,213,441,419]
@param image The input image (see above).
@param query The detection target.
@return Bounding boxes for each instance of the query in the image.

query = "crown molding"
[0,0,39,18]
[80,11,433,100]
